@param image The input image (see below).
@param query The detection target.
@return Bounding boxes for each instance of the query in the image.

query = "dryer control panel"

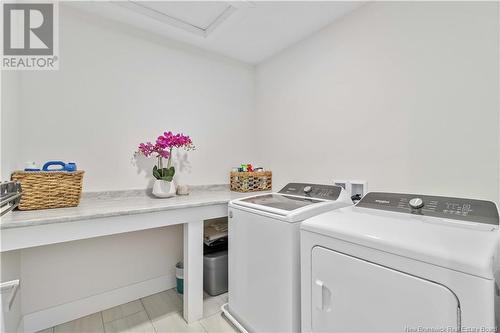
[357,192,499,226]
[278,183,342,200]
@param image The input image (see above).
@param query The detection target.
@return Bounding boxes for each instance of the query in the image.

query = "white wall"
[1,72,21,181]
[255,1,500,202]
[4,4,255,191]
[20,226,182,315]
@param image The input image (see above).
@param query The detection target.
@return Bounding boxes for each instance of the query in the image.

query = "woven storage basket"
[11,171,84,210]
[230,171,272,192]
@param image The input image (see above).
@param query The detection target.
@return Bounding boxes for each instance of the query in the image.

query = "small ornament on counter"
[176,184,190,196]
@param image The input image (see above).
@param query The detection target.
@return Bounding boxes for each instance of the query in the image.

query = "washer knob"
[409,198,424,209]
[303,186,313,194]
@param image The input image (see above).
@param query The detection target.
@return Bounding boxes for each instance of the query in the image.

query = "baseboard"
[22,274,176,333]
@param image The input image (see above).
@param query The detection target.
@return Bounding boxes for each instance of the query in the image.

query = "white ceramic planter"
[152,179,176,198]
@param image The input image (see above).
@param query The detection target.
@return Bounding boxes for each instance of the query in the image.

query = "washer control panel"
[278,183,342,200]
[357,192,499,226]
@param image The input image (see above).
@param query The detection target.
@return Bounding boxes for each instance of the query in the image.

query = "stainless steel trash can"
[203,250,228,296]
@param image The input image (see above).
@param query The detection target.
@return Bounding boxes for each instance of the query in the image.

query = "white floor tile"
[49,289,229,333]
[199,313,238,333]
[102,300,144,323]
[158,289,222,318]
[54,312,104,333]
[166,288,184,305]
[103,311,155,333]
[202,294,223,318]
[151,312,206,333]
[142,289,182,321]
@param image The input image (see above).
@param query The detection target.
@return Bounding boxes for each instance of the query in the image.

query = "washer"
[222,183,352,333]
[301,192,500,333]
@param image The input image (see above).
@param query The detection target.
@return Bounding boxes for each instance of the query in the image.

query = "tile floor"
[38,289,237,333]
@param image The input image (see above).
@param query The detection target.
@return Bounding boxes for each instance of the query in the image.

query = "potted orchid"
[137,131,194,198]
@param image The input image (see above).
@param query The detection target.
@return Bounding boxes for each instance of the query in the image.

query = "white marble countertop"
[1,185,264,230]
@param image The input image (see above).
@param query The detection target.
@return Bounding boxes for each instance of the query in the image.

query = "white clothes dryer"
[301,192,500,333]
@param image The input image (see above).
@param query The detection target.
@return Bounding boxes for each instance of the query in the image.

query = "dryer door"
[311,246,460,332]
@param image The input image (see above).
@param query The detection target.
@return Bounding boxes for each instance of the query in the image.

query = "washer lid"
[230,193,352,222]
[238,193,323,212]
[230,183,352,221]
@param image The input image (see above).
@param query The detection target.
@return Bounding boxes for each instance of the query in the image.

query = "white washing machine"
[301,192,500,333]
[222,183,352,333]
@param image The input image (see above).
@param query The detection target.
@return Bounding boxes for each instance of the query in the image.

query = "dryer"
[222,183,352,333]
[301,192,500,333]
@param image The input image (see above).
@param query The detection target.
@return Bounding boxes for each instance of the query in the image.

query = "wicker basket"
[11,171,84,210]
[230,171,272,192]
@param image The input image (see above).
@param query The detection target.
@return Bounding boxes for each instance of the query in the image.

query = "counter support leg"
[183,220,204,323]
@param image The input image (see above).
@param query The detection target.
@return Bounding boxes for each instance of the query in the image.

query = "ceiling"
[67,1,365,64]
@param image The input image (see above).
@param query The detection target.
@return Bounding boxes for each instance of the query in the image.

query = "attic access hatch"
[114,1,247,38]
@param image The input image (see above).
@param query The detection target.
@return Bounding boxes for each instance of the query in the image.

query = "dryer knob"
[409,198,424,209]
[304,186,313,194]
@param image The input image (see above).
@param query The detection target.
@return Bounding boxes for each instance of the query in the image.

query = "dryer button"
[409,198,424,209]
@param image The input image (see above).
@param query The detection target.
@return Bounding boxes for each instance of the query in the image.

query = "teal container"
[176,262,184,294]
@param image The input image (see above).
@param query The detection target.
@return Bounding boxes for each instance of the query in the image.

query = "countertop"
[1,185,262,230]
